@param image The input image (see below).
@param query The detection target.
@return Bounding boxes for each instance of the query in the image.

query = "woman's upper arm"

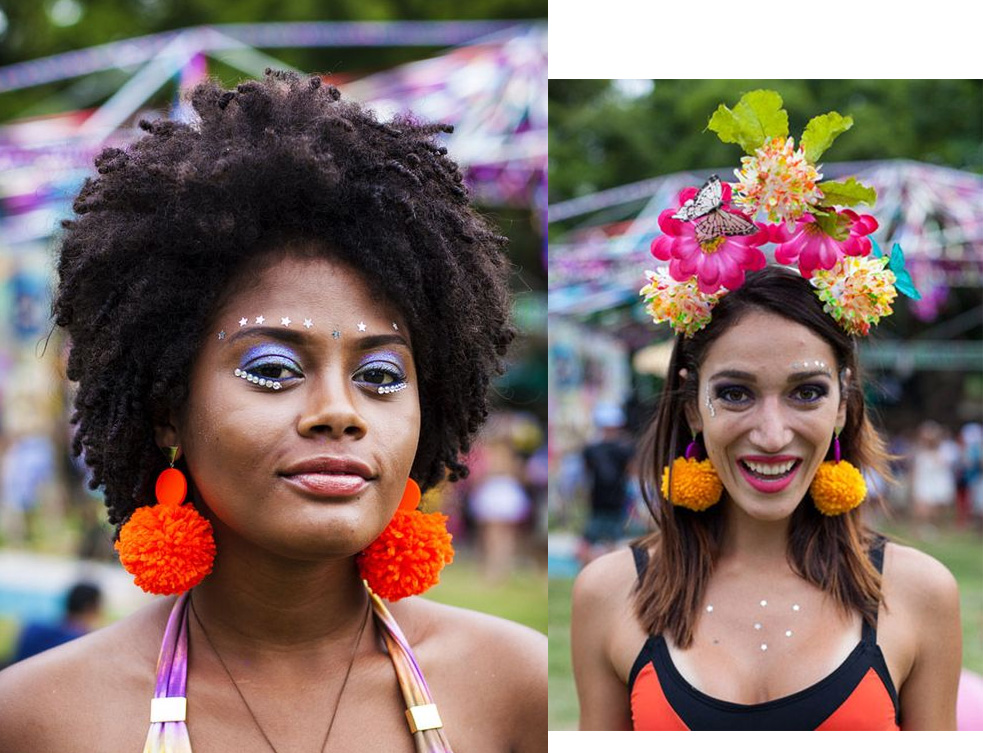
[570,551,635,731]
[894,548,962,730]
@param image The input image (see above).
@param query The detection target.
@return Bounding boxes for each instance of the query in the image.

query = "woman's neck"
[189,531,370,654]
[717,500,792,569]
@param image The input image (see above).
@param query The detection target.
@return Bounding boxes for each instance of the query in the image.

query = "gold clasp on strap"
[150,696,187,723]
[405,703,442,733]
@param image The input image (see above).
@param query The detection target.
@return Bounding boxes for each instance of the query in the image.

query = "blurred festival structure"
[0,21,546,628]
[548,163,983,474]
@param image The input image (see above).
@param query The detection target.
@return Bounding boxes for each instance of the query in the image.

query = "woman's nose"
[296,373,368,440]
[748,397,793,452]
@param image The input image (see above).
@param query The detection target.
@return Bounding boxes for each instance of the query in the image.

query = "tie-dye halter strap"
[143,586,453,753]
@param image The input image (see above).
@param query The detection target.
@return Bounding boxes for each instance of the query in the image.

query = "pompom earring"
[810,430,867,515]
[661,434,723,512]
[115,447,216,595]
[357,479,454,601]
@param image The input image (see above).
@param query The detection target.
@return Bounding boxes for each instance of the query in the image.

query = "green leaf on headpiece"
[813,210,851,241]
[816,178,877,208]
[707,90,788,154]
[801,112,853,163]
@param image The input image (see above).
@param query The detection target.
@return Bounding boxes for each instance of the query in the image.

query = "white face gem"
[234,369,241,376]
[706,605,714,613]
[357,321,367,332]
[392,322,399,330]
[239,317,248,327]
[303,318,313,329]
[705,386,716,418]
[792,604,800,611]
[785,630,793,637]
[332,330,341,339]
[217,331,226,340]
[760,600,767,607]
[280,317,291,327]
[760,644,768,651]
[255,316,265,325]
[754,622,762,630]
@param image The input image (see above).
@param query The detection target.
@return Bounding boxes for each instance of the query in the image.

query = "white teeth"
[744,460,795,476]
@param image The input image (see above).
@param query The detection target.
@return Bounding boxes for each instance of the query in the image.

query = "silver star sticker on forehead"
[238,318,248,327]
[392,322,399,330]
[280,317,291,327]
[255,316,265,325]
[332,330,341,339]
[303,318,313,329]
[357,321,367,332]
[217,331,226,340]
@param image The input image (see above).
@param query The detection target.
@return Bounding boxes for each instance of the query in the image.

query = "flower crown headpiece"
[641,90,921,338]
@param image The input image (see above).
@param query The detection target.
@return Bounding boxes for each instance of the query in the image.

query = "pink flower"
[651,185,768,294]
[770,210,878,278]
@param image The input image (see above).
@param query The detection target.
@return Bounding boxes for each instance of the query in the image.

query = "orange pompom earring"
[115,447,216,595]
[357,478,454,601]
[661,434,723,512]
[810,430,867,515]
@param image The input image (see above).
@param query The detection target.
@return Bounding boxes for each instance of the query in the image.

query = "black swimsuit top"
[627,539,901,730]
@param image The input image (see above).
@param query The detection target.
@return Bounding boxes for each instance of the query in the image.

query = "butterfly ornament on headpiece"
[671,175,759,243]
[642,89,921,338]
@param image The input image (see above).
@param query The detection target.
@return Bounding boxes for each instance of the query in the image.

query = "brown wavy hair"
[634,266,892,648]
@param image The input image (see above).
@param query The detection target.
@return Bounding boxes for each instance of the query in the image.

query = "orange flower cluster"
[358,509,454,601]
[115,498,216,595]
[661,457,723,512]
[809,460,867,515]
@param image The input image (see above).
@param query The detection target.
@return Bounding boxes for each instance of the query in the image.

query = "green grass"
[423,554,547,635]
[547,523,983,731]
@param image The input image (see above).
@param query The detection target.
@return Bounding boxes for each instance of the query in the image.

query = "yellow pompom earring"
[810,430,867,515]
[661,434,723,512]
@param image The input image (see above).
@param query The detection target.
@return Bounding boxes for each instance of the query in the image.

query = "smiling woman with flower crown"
[571,91,961,731]
[0,71,545,753]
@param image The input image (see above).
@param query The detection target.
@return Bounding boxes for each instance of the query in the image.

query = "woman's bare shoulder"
[882,540,959,613]
[0,598,171,753]
[393,597,546,753]
[573,546,641,611]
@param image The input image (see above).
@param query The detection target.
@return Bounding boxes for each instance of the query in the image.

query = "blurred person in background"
[9,582,103,664]
[955,423,982,529]
[910,420,958,533]
[468,426,532,583]
[0,71,545,753]
[578,403,634,564]
[0,432,56,545]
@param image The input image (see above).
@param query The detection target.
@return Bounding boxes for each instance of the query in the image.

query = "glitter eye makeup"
[236,344,302,389]
[353,351,408,394]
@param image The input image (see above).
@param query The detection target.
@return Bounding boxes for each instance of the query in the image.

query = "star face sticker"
[280,317,291,327]
[332,330,341,339]
[238,318,248,327]
[392,322,399,331]
[303,319,313,329]
[217,330,226,340]
[255,316,265,325]
[357,321,367,332]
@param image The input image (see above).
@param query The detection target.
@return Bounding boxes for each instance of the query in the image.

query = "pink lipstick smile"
[736,455,802,493]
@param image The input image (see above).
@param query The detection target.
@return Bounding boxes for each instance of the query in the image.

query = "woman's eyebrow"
[357,334,411,351]
[708,369,756,382]
[708,368,834,383]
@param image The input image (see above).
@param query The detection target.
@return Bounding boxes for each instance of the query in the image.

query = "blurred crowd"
[551,412,983,562]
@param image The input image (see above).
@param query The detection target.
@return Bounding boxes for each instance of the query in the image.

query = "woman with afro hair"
[0,70,546,753]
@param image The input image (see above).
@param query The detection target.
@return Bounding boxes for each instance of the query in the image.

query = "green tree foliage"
[548,79,983,204]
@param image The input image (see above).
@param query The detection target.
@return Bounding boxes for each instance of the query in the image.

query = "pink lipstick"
[736,455,801,493]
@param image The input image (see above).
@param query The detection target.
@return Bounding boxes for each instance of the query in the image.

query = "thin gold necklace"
[190,592,371,753]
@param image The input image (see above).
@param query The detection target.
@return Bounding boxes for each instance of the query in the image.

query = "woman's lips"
[282,473,368,498]
[736,456,802,493]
